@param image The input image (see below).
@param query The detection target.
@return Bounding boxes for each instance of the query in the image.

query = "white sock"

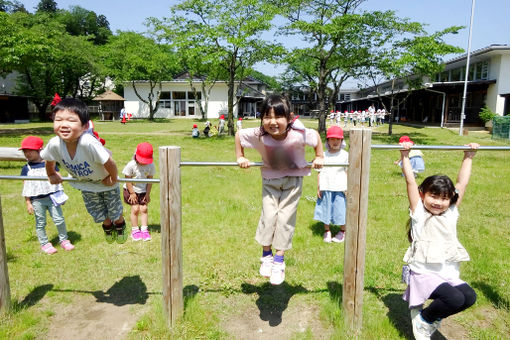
[141,226,148,231]
[132,226,139,231]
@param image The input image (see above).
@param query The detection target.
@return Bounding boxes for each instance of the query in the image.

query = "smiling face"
[420,191,451,215]
[262,109,289,140]
[53,109,88,145]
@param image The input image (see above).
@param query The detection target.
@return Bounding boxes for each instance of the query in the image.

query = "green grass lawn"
[0,119,509,339]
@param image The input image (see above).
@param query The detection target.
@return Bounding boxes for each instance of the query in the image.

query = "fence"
[492,115,510,140]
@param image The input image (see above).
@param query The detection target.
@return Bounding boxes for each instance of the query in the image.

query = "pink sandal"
[60,240,75,251]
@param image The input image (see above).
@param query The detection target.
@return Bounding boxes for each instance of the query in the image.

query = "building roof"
[93,90,124,101]
[444,44,510,66]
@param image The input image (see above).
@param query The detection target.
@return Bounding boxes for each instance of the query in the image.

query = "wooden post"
[159,146,183,326]
[343,128,371,331]
[0,196,11,314]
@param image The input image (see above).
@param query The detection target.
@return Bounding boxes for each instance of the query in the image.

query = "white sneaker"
[270,261,285,285]
[332,231,345,243]
[411,309,437,340]
[259,255,273,277]
[323,231,332,243]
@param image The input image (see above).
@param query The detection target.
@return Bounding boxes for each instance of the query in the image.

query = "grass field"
[0,119,509,339]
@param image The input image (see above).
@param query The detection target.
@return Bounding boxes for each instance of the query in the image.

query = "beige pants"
[255,176,303,251]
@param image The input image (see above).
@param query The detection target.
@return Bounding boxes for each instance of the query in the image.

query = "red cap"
[326,126,344,139]
[135,142,154,165]
[399,135,414,145]
[193,124,197,128]
[238,117,242,120]
[220,114,225,119]
[20,136,44,150]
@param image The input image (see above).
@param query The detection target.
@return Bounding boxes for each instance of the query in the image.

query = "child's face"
[420,192,451,215]
[53,109,88,144]
[327,138,343,151]
[22,149,41,162]
[262,109,289,140]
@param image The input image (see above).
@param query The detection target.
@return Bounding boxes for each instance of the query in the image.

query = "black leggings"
[421,283,476,323]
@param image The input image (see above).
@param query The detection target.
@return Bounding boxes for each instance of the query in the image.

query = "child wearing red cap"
[20,136,74,254]
[218,114,225,135]
[236,117,243,131]
[313,126,348,243]
[191,124,200,138]
[122,142,156,241]
[395,136,425,177]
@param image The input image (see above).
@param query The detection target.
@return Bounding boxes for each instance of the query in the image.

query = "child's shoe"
[270,261,285,285]
[131,228,142,241]
[323,231,332,243]
[41,243,57,254]
[411,309,438,340]
[141,229,151,241]
[115,221,128,244]
[259,255,273,277]
[332,231,345,243]
[60,240,75,251]
[102,224,116,244]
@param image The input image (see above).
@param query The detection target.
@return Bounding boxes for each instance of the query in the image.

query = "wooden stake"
[159,146,183,326]
[0,196,11,314]
[343,128,371,331]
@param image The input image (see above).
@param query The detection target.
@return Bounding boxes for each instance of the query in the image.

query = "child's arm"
[25,196,34,214]
[235,131,251,168]
[45,160,63,184]
[102,157,118,186]
[311,131,324,169]
[455,142,479,207]
[400,142,420,212]
[142,177,153,204]
[124,176,138,204]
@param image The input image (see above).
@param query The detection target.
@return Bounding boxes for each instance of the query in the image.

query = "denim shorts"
[81,186,123,223]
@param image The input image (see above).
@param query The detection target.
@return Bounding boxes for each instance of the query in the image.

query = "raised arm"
[400,142,420,213]
[455,142,479,207]
[235,131,250,168]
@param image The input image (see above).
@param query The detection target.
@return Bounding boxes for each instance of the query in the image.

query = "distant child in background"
[395,136,425,177]
[20,136,74,254]
[204,121,211,137]
[400,141,479,340]
[192,124,200,138]
[236,94,324,285]
[218,114,225,134]
[41,98,127,244]
[314,126,348,243]
[123,142,156,242]
[236,117,243,131]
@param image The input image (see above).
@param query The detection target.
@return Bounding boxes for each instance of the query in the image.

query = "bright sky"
[22,0,510,81]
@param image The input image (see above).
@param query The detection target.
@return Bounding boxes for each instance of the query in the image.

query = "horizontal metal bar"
[0,175,160,183]
[371,145,510,151]
[180,161,349,167]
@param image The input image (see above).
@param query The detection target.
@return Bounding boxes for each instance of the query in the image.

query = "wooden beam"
[0,147,25,161]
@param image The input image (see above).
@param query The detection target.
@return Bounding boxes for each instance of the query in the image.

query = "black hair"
[52,98,89,125]
[259,94,292,135]
[407,174,459,243]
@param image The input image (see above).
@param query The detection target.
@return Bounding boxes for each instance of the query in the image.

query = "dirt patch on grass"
[47,294,146,340]
[432,316,469,340]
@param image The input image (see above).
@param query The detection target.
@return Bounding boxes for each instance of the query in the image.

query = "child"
[218,114,225,134]
[235,94,324,285]
[236,117,243,131]
[20,136,74,254]
[395,136,425,177]
[41,98,127,244]
[400,141,479,340]
[191,124,200,138]
[313,126,348,243]
[122,142,156,241]
[203,121,211,137]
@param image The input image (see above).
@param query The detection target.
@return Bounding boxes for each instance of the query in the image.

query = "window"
[158,91,201,115]
[451,68,462,81]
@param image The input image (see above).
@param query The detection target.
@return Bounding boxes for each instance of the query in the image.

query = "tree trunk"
[227,60,235,136]
[387,96,394,136]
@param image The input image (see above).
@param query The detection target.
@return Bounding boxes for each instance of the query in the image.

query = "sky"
[22,0,510,84]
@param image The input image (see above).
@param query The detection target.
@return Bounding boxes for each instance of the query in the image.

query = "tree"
[35,0,57,13]
[58,6,112,45]
[157,0,282,135]
[101,31,180,120]
[355,26,463,135]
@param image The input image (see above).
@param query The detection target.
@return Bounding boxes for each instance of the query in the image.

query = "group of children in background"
[192,115,243,138]
[19,94,478,340]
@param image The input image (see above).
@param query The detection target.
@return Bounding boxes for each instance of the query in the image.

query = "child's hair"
[407,174,459,243]
[52,98,89,125]
[259,95,292,135]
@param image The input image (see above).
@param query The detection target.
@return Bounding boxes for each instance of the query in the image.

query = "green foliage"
[478,106,497,123]
[57,5,112,45]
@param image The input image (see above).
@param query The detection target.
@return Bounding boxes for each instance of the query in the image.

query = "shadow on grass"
[148,224,161,234]
[50,230,82,246]
[241,282,308,326]
[0,127,55,136]
[472,281,510,310]
[366,286,449,340]
[309,222,343,238]
[52,275,157,306]
[12,284,54,311]
[183,284,199,309]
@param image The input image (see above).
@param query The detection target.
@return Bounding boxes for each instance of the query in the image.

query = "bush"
[479,106,497,123]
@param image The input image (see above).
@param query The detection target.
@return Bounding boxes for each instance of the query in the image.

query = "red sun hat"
[399,135,414,144]
[326,126,344,139]
[193,124,197,128]
[19,136,44,150]
[220,114,225,119]
[135,142,154,165]
[238,117,242,120]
